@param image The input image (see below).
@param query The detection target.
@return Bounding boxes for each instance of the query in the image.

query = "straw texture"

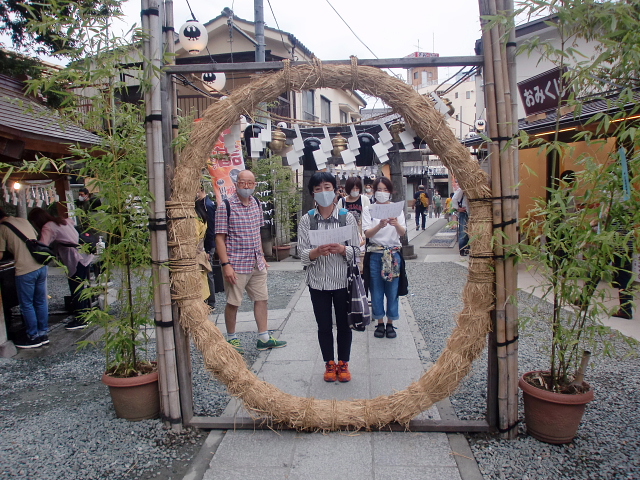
[168,62,494,430]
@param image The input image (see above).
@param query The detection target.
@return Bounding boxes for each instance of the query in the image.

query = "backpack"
[308,208,349,230]
[223,196,261,218]
[419,192,429,208]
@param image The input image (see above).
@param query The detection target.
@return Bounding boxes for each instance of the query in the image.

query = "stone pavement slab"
[193,264,482,480]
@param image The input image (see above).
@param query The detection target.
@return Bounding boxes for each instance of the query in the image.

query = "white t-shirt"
[362,204,406,247]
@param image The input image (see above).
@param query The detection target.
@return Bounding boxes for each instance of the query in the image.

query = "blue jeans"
[369,252,401,321]
[15,266,49,338]
[458,211,469,254]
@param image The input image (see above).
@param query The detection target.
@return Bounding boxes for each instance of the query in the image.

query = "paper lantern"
[202,72,226,92]
[179,20,208,55]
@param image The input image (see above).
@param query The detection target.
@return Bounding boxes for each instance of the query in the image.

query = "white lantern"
[201,72,226,92]
[178,20,208,55]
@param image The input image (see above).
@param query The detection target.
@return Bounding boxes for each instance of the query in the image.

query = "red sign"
[517,67,570,116]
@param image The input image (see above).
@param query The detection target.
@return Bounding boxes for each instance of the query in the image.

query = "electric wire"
[266,0,293,59]
[324,0,378,59]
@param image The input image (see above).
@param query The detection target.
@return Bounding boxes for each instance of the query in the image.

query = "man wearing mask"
[215,170,287,354]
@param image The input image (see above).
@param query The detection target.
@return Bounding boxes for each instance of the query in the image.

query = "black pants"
[309,287,352,363]
[68,262,91,318]
[415,207,426,229]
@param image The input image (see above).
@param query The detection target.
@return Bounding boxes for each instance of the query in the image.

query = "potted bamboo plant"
[514,161,638,443]
[23,9,159,420]
[494,0,640,443]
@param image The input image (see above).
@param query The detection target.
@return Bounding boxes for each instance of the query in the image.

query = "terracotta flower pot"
[519,371,594,444]
[272,245,291,261]
[102,370,160,421]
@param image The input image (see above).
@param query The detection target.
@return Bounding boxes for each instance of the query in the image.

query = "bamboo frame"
[143,0,182,429]
[479,0,520,439]
[140,0,522,433]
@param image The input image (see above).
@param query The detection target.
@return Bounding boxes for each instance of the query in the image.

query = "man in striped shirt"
[215,170,287,354]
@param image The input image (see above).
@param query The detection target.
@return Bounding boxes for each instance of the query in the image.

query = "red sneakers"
[324,361,337,382]
[337,361,351,382]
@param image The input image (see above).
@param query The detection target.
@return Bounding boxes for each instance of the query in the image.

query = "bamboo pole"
[479,0,508,434]
[495,0,519,439]
[147,0,182,429]
[503,0,520,438]
[141,0,169,423]
[163,0,195,423]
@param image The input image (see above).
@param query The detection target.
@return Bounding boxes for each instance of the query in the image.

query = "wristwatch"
[220,262,231,267]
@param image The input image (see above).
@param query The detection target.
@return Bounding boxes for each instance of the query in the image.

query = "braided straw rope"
[169,63,494,431]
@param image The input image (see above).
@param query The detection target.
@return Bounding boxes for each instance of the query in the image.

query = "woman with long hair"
[297,172,360,382]
[28,208,94,330]
[362,177,408,339]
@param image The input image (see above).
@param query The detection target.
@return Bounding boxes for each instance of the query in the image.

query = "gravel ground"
[0,269,304,480]
[406,261,640,480]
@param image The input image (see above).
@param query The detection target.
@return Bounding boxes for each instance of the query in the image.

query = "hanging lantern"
[201,72,226,92]
[269,127,287,153]
[178,20,208,55]
[331,133,348,157]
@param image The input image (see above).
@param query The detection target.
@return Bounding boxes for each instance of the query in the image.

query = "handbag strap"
[2,221,31,243]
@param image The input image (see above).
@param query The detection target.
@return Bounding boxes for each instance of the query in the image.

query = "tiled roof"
[0,75,100,146]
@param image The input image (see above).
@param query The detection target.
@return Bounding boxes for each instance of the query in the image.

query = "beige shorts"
[224,266,269,306]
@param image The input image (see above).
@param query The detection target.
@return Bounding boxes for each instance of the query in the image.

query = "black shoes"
[374,323,386,338]
[612,310,633,319]
[385,323,397,338]
[37,335,50,345]
[374,323,397,338]
[65,318,88,330]
[15,335,43,349]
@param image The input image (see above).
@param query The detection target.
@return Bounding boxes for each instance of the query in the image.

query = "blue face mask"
[314,190,336,208]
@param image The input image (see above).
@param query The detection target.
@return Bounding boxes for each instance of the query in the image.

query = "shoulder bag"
[2,221,55,265]
[346,246,371,331]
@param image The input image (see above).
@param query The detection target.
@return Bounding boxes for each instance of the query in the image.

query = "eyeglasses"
[237,181,256,187]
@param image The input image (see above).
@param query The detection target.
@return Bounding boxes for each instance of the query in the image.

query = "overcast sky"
[116,0,482,77]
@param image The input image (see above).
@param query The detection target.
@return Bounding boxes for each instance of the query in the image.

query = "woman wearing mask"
[364,183,375,202]
[362,177,408,339]
[28,208,94,331]
[298,172,360,382]
[339,176,370,237]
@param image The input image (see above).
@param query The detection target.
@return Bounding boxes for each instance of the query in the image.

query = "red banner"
[206,127,245,204]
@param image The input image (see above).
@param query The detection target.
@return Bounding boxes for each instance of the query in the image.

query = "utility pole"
[254,0,265,62]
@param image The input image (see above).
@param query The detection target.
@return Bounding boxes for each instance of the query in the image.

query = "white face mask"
[365,188,372,194]
[236,187,255,198]
[375,191,390,203]
[350,189,360,197]
[314,190,336,208]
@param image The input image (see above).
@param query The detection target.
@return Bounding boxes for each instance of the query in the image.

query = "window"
[466,91,471,99]
[302,90,316,122]
[321,96,331,123]
[455,92,459,99]
[413,72,419,80]
[427,71,433,78]
[340,110,348,124]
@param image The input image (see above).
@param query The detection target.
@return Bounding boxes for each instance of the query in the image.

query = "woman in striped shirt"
[297,172,361,383]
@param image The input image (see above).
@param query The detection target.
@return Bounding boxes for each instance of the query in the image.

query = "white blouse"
[362,205,406,247]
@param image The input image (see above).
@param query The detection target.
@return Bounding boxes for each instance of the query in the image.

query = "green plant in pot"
[513,159,639,443]
[493,0,640,443]
[22,6,159,420]
[253,154,301,260]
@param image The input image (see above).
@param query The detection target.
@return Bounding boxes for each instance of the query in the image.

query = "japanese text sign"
[518,67,570,116]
